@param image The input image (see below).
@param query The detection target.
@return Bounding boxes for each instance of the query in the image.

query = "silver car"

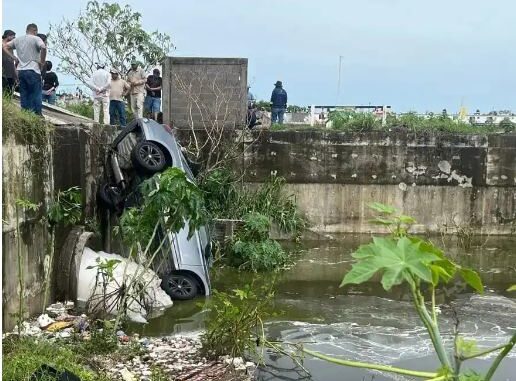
[99,118,211,300]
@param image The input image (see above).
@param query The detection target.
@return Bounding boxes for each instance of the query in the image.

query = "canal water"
[132,235,516,380]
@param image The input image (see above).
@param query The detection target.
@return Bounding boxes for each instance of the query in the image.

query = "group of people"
[87,61,162,127]
[1,22,161,126]
[2,23,59,115]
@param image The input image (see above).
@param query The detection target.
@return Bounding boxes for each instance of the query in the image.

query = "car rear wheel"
[131,141,167,174]
[161,272,199,300]
[98,183,122,211]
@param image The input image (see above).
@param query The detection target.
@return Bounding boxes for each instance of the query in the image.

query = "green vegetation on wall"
[229,213,289,272]
[2,96,52,147]
[200,169,306,237]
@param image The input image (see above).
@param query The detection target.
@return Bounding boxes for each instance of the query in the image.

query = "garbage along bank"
[5,302,256,381]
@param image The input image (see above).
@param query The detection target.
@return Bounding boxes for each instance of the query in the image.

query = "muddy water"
[133,235,516,380]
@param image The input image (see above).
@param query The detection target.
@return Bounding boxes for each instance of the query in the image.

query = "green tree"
[49,1,173,83]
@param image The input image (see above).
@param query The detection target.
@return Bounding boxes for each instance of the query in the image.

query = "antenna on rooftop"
[336,55,343,106]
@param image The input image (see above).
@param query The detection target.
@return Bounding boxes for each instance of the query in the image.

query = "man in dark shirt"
[2,29,17,94]
[42,61,59,105]
[144,68,162,121]
[270,80,288,124]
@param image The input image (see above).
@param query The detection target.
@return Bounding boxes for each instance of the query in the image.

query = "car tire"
[98,183,122,211]
[131,141,167,174]
[161,272,199,300]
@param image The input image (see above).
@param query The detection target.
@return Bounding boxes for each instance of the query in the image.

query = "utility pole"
[336,55,343,106]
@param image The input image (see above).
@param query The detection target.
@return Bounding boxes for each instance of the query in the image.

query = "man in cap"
[87,63,110,124]
[2,29,17,94]
[270,80,288,124]
[127,60,147,118]
[144,68,162,121]
[108,68,130,127]
[3,24,47,114]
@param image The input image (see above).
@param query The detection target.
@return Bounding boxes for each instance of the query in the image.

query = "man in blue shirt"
[270,80,287,124]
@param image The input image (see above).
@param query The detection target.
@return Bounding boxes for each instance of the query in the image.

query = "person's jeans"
[18,70,42,115]
[93,96,110,124]
[42,90,57,105]
[271,107,286,124]
[109,100,126,127]
[144,96,161,114]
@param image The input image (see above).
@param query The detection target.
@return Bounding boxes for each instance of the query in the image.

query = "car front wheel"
[131,140,167,174]
[161,272,199,300]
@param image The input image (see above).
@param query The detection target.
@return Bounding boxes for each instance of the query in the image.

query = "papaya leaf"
[458,267,483,294]
[341,237,441,291]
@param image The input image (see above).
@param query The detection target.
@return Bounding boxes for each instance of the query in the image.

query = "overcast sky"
[3,0,515,112]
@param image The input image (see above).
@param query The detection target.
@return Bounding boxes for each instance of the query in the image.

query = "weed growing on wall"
[201,169,306,237]
[229,213,289,272]
[2,95,52,147]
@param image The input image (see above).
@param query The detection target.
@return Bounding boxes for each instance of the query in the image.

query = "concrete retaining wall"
[2,123,115,330]
[2,135,52,329]
[243,130,516,235]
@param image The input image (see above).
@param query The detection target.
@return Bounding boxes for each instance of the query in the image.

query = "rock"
[37,314,55,328]
[46,303,66,318]
[56,331,71,339]
[64,301,75,310]
[55,313,77,322]
[142,370,151,376]
[116,330,126,337]
[246,361,256,374]
[120,368,136,381]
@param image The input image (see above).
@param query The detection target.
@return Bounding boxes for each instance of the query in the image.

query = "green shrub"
[201,285,274,360]
[65,101,94,119]
[2,337,109,381]
[200,170,306,237]
[229,213,289,272]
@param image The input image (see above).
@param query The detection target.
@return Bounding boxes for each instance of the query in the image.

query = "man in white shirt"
[87,63,110,124]
[3,23,46,115]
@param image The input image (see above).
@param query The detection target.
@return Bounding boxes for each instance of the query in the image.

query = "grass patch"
[268,111,513,134]
[2,95,52,146]
[65,101,94,119]
[2,336,110,381]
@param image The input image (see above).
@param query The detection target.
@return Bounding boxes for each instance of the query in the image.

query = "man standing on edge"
[108,68,130,127]
[127,60,147,118]
[87,63,110,124]
[144,68,162,121]
[270,80,287,124]
[2,30,17,94]
[3,24,46,115]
